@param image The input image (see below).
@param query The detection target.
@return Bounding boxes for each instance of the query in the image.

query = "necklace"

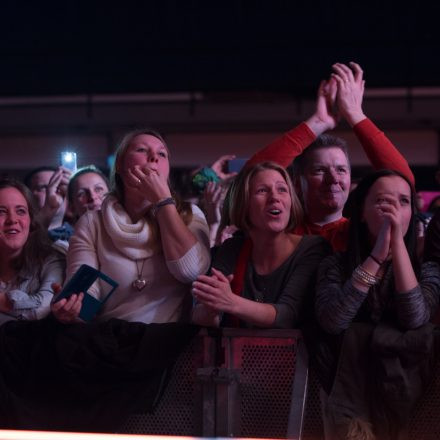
[132,259,147,291]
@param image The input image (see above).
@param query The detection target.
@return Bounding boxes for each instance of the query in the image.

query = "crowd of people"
[0,62,439,439]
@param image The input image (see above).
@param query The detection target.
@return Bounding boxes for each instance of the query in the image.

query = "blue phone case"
[54,264,118,322]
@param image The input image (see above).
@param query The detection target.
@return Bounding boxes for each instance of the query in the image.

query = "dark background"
[1,1,439,97]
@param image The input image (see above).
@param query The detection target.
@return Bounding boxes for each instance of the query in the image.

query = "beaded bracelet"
[151,197,176,217]
[352,265,380,287]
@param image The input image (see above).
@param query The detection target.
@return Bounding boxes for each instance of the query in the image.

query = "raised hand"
[306,78,339,136]
[331,62,366,126]
[211,155,238,180]
[38,167,71,228]
[45,167,70,210]
[203,182,224,225]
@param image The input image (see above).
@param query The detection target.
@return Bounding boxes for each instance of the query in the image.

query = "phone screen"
[61,151,77,172]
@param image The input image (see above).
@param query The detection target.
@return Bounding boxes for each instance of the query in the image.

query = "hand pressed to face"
[363,176,412,260]
[0,187,31,259]
[300,147,350,224]
[248,169,292,234]
[120,134,172,203]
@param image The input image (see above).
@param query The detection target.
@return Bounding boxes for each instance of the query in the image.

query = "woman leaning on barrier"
[191,161,331,328]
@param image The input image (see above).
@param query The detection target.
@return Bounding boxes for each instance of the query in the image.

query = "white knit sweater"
[67,196,210,323]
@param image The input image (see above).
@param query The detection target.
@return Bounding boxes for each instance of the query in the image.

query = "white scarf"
[101,195,157,260]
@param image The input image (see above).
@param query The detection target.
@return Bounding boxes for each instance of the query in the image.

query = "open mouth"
[268,209,281,215]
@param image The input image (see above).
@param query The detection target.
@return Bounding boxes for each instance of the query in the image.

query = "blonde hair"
[229,162,303,233]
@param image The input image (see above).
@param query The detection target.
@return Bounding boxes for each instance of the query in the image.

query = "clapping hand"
[331,62,366,126]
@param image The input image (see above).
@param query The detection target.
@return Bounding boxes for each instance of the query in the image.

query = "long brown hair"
[0,179,54,273]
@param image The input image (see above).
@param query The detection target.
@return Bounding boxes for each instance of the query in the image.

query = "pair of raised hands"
[308,61,366,135]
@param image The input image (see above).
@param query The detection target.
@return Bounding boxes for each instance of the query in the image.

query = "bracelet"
[151,197,176,217]
[369,254,384,266]
[352,265,380,287]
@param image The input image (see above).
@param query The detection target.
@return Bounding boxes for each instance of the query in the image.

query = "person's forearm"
[353,118,415,186]
[156,205,198,260]
[304,115,335,137]
[392,238,418,293]
[245,122,316,168]
[316,281,367,335]
[226,295,277,328]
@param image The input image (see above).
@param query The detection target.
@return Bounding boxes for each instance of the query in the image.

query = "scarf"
[101,195,157,260]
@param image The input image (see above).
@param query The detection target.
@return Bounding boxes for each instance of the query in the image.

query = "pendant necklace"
[132,259,147,291]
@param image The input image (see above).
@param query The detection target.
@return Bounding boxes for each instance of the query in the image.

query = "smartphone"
[227,158,247,174]
[61,151,77,172]
[54,264,118,322]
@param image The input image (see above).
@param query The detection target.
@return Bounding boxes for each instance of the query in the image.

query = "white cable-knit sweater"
[67,196,210,323]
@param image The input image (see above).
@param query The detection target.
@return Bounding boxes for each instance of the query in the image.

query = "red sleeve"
[353,118,415,186]
[245,122,316,168]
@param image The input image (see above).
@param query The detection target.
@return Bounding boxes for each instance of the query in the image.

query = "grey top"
[0,251,65,323]
[213,234,331,328]
[315,253,440,335]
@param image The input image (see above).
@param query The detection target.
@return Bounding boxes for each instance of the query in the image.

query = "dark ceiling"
[1,1,440,97]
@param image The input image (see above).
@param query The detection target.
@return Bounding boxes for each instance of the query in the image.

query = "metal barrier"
[120,328,308,439]
[120,328,440,439]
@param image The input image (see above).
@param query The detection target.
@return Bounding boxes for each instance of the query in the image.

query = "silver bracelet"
[151,197,176,217]
[352,265,380,287]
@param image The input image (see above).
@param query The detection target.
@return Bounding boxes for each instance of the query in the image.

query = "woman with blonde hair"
[192,161,330,328]
[52,128,210,323]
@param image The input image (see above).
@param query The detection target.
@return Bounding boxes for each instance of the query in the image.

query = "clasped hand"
[192,268,235,314]
[371,196,406,262]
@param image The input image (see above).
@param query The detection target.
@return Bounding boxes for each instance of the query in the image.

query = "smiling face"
[71,172,109,216]
[247,169,292,234]
[0,187,31,259]
[362,175,412,241]
[299,146,351,223]
[118,134,170,185]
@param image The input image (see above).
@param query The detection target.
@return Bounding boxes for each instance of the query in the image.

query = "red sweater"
[247,118,414,186]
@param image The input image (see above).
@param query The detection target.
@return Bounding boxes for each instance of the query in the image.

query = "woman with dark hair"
[52,128,210,323]
[67,165,110,220]
[192,161,330,328]
[314,169,440,440]
[0,179,65,323]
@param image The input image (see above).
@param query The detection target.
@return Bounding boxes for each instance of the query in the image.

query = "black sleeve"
[424,210,440,264]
